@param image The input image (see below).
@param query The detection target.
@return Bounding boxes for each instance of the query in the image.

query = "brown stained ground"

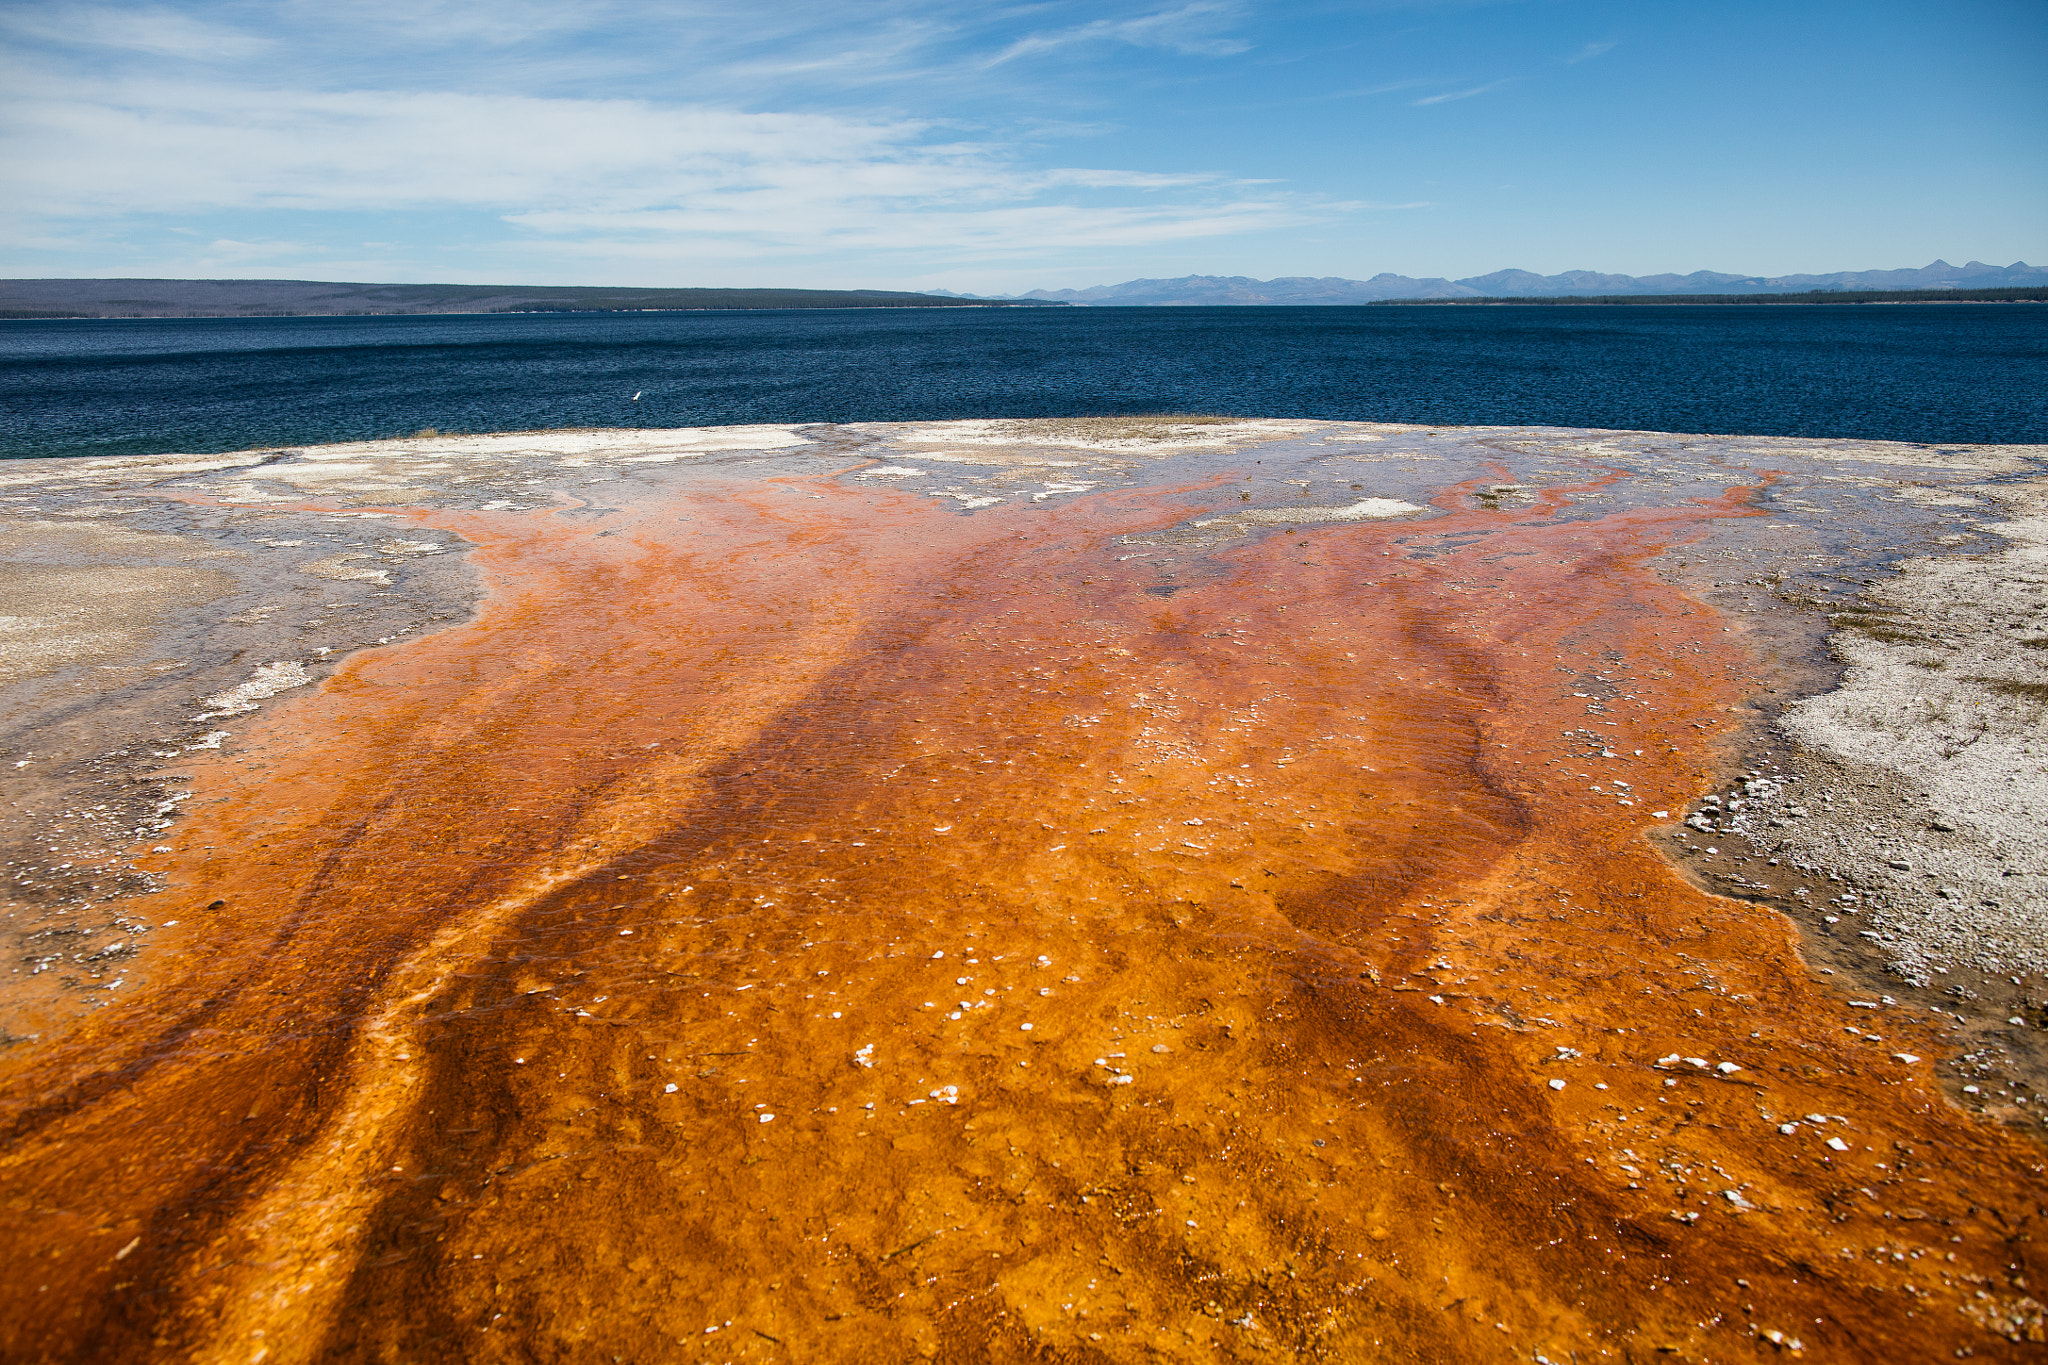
[1,453,2043,1364]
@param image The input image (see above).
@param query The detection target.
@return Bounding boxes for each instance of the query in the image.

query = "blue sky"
[2,0,2042,291]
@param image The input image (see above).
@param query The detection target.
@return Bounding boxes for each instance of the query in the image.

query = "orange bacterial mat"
[2,456,2041,1364]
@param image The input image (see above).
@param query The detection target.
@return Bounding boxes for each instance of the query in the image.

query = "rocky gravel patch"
[1659,476,2048,1135]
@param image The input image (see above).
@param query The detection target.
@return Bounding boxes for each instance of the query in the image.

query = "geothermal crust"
[1,418,2044,1363]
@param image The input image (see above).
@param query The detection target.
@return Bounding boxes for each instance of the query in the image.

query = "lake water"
[2,303,2044,460]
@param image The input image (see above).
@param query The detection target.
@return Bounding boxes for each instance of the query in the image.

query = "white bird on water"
[631,391,643,401]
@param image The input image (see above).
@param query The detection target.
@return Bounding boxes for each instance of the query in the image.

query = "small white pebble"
[664,1083,678,1094]
[1020,1022,1034,1031]
[619,929,633,936]
[1893,1053,1921,1064]
[1826,1137,1849,1152]
[1717,1062,1742,1074]
[1548,1079,1567,1091]
[759,1113,775,1124]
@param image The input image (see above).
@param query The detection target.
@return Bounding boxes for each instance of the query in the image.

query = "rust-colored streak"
[1,465,2039,1363]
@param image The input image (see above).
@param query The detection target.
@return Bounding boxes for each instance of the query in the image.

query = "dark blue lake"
[2,304,2043,459]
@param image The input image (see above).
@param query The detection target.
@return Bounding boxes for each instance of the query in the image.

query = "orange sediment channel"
[1,462,2041,1362]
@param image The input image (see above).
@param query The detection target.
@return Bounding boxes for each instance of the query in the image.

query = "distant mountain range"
[0,279,1060,319]
[7,263,2039,320]
[927,259,2047,305]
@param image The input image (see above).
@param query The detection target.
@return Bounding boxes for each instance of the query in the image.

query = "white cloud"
[280,0,618,50]
[1411,79,1509,106]
[1,77,1327,263]
[1317,78,1435,101]
[987,2,1252,66]
[1,2,1250,101]
[0,3,269,59]
[511,199,1315,258]
[1566,40,1617,63]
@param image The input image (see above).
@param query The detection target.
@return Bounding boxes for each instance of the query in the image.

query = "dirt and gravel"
[1655,473,2048,1131]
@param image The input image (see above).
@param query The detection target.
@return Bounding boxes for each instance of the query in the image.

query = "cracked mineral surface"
[1,418,2044,1363]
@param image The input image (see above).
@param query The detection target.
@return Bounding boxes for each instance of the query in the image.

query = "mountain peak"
[972,260,2048,305]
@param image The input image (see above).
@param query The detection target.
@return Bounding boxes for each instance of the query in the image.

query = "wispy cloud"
[285,0,623,51]
[2,76,1328,266]
[1314,77,1435,101]
[987,2,1252,66]
[0,2,1257,105]
[1566,40,1617,63]
[1411,79,1508,106]
[0,3,271,59]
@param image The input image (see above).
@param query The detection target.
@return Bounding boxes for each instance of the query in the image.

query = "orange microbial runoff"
[1,451,2041,1363]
